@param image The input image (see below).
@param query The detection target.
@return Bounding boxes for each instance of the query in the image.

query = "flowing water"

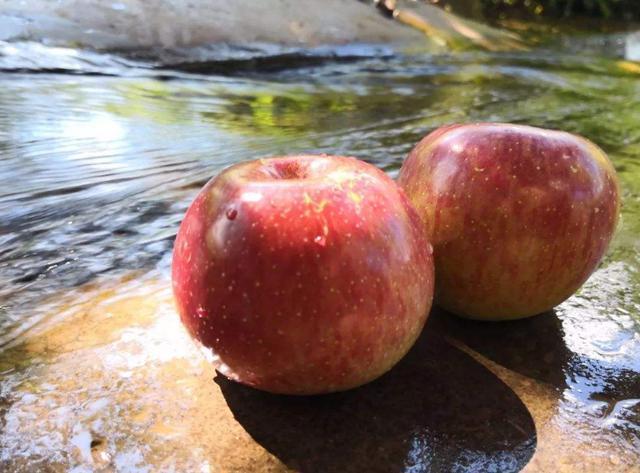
[0,36,639,472]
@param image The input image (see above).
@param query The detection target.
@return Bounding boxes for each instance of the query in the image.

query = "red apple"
[398,123,620,320]
[172,155,434,394]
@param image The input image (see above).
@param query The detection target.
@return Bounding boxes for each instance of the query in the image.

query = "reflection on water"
[0,40,639,471]
[555,263,640,456]
[626,32,640,61]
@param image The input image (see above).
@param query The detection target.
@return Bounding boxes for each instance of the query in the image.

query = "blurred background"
[432,0,640,22]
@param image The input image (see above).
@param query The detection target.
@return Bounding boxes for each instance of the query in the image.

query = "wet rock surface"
[0,0,427,50]
[0,0,524,72]
[0,274,637,471]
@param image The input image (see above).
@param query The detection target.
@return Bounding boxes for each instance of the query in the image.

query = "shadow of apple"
[430,306,640,452]
[217,328,535,473]
[431,307,640,403]
[429,308,570,389]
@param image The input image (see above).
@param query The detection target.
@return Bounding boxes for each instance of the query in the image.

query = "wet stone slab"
[0,272,637,472]
[0,0,523,67]
[0,0,427,50]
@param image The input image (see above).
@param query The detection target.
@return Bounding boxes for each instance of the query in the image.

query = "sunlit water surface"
[0,41,639,472]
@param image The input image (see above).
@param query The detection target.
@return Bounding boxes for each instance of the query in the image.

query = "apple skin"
[398,123,620,321]
[172,155,434,394]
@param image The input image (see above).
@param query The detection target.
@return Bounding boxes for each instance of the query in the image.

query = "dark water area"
[0,36,639,471]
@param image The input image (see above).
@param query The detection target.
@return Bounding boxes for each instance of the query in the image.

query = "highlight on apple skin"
[398,123,620,321]
[172,155,435,394]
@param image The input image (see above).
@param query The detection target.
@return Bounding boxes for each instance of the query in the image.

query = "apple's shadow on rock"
[430,307,640,410]
[216,329,536,473]
[429,307,571,389]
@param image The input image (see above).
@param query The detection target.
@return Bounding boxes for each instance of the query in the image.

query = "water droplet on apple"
[314,235,326,246]
[226,208,237,220]
[196,306,206,319]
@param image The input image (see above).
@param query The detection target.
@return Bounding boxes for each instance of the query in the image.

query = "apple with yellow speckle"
[172,155,434,394]
[398,123,620,320]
